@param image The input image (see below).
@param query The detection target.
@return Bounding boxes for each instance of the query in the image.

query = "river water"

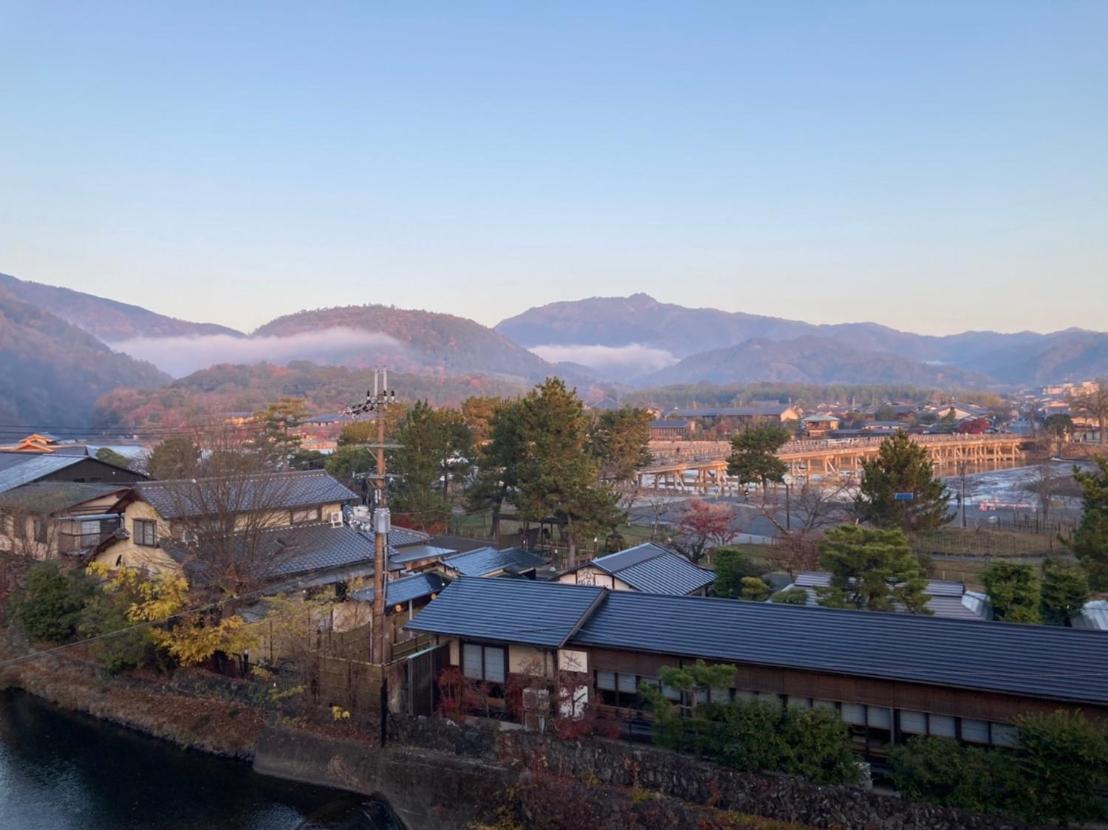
[0,690,397,830]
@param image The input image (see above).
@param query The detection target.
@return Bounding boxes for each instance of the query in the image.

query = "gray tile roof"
[136,470,357,519]
[389,544,456,565]
[586,543,714,596]
[405,577,605,647]
[786,572,987,621]
[572,589,1108,706]
[389,526,431,547]
[351,572,447,606]
[0,481,129,515]
[443,546,547,577]
[0,453,88,493]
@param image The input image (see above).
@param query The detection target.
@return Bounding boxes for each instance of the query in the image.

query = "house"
[775,572,990,621]
[0,450,146,495]
[649,419,692,440]
[0,481,132,560]
[666,403,802,431]
[91,469,358,576]
[801,413,841,438]
[439,545,547,579]
[407,578,1108,758]
[556,543,714,596]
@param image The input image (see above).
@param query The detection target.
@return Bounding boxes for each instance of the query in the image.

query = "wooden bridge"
[639,433,1028,492]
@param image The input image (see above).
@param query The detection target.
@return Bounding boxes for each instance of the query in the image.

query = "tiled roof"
[407,579,1108,704]
[389,526,431,547]
[424,534,498,554]
[668,404,794,418]
[0,453,87,493]
[350,572,447,606]
[786,572,987,621]
[389,544,456,565]
[0,481,129,515]
[406,577,605,647]
[443,546,546,577]
[573,589,1108,705]
[136,470,356,519]
[585,543,714,596]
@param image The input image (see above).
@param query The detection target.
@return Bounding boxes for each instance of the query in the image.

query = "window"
[708,687,731,704]
[595,671,648,708]
[991,723,1018,747]
[33,518,48,543]
[133,519,157,547]
[899,710,927,735]
[929,715,956,739]
[841,703,866,725]
[961,719,990,744]
[866,706,891,729]
[461,643,506,685]
[290,507,321,525]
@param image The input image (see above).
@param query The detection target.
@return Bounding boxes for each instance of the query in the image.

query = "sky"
[1,1,1105,335]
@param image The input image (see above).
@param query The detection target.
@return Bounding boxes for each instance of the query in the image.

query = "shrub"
[891,736,1018,815]
[770,587,808,605]
[12,562,93,642]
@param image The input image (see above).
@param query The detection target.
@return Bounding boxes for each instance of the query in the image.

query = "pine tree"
[1068,457,1108,590]
[817,524,931,613]
[983,562,1041,623]
[1040,559,1089,626]
[855,431,950,531]
[726,423,790,491]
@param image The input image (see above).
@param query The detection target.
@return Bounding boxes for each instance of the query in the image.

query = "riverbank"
[0,646,265,759]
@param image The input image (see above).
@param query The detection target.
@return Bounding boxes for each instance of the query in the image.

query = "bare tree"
[756,481,853,577]
[0,508,60,561]
[1071,383,1108,445]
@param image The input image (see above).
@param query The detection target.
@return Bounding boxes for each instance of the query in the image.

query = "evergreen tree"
[253,397,308,469]
[855,431,949,531]
[588,407,653,484]
[711,547,761,598]
[94,447,131,469]
[467,398,526,539]
[726,423,790,491]
[390,401,471,530]
[145,436,200,480]
[1039,559,1089,626]
[983,562,1041,623]
[817,524,930,613]
[1068,457,1108,589]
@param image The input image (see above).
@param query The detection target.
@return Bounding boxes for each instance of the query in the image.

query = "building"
[556,543,714,596]
[91,469,358,576]
[439,545,546,579]
[801,413,841,438]
[0,481,132,560]
[649,419,692,440]
[407,578,1108,758]
[775,572,990,621]
[0,450,146,496]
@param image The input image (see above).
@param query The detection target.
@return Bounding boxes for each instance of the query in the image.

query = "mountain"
[640,336,991,388]
[497,294,1108,385]
[0,289,168,434]
[253,305,554,381]
[0,272,242,342]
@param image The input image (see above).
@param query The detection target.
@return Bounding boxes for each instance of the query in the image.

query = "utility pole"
[343,368,397,665]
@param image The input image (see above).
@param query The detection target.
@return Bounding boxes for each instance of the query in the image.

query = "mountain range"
[1,271,1105,431]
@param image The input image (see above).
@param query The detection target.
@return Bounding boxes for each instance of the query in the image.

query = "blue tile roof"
[586,543,714,595]
[350,572,447,606]
[136,470,357,519]
[406,578,1108,706]
[0,453,88,493]
[443,545,546,577]
[406,577,605,648]
[574,590,1108,706]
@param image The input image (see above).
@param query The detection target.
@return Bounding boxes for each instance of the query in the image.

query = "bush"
[770,587,808,605]
[78,589,155,675]
[712,548,762,598]
[891,712,1108,824]
[11,562,93,642]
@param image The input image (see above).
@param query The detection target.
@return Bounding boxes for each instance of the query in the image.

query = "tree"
[80,565,158,674]
[1039,559,1089,626]
[771,586,809,604]
[1070,383,1108,444]
[467,398,526,539]
[253,398,308,468]
[514,379,624,566]
[817,524,931,613]
[982,561,1041,623]
[146,436,201,480]
[11,562,93,642]
[1013,710,1108,825]
[672,499,738,563]
[726,423,789,492]
[739,576,771,601]
[94,447,131,469]
[711,547,761,598]
[855,431,949,531]
[587,407,652,484]
[390,401,472,530]
[1042,413,1074,455]
[460,396,502,446]
[325,445,373,502]
[1067,457,1108,589]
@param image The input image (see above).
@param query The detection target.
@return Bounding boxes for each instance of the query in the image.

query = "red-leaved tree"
[672,499,738,564]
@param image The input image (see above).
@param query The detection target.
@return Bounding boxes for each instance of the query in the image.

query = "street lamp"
[782,473,794,531]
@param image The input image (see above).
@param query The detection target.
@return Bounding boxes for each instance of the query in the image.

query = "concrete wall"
[253,724,508,830]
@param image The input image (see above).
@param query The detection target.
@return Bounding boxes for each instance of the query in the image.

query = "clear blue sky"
[1,1,1105,335]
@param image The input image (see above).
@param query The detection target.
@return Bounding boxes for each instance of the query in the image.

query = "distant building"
[649,419,692,440]
[801,413,841,438]
[0,450,145,496]
[556,543,714,596]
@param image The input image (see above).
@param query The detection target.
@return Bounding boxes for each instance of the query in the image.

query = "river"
[0,690,400,830]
